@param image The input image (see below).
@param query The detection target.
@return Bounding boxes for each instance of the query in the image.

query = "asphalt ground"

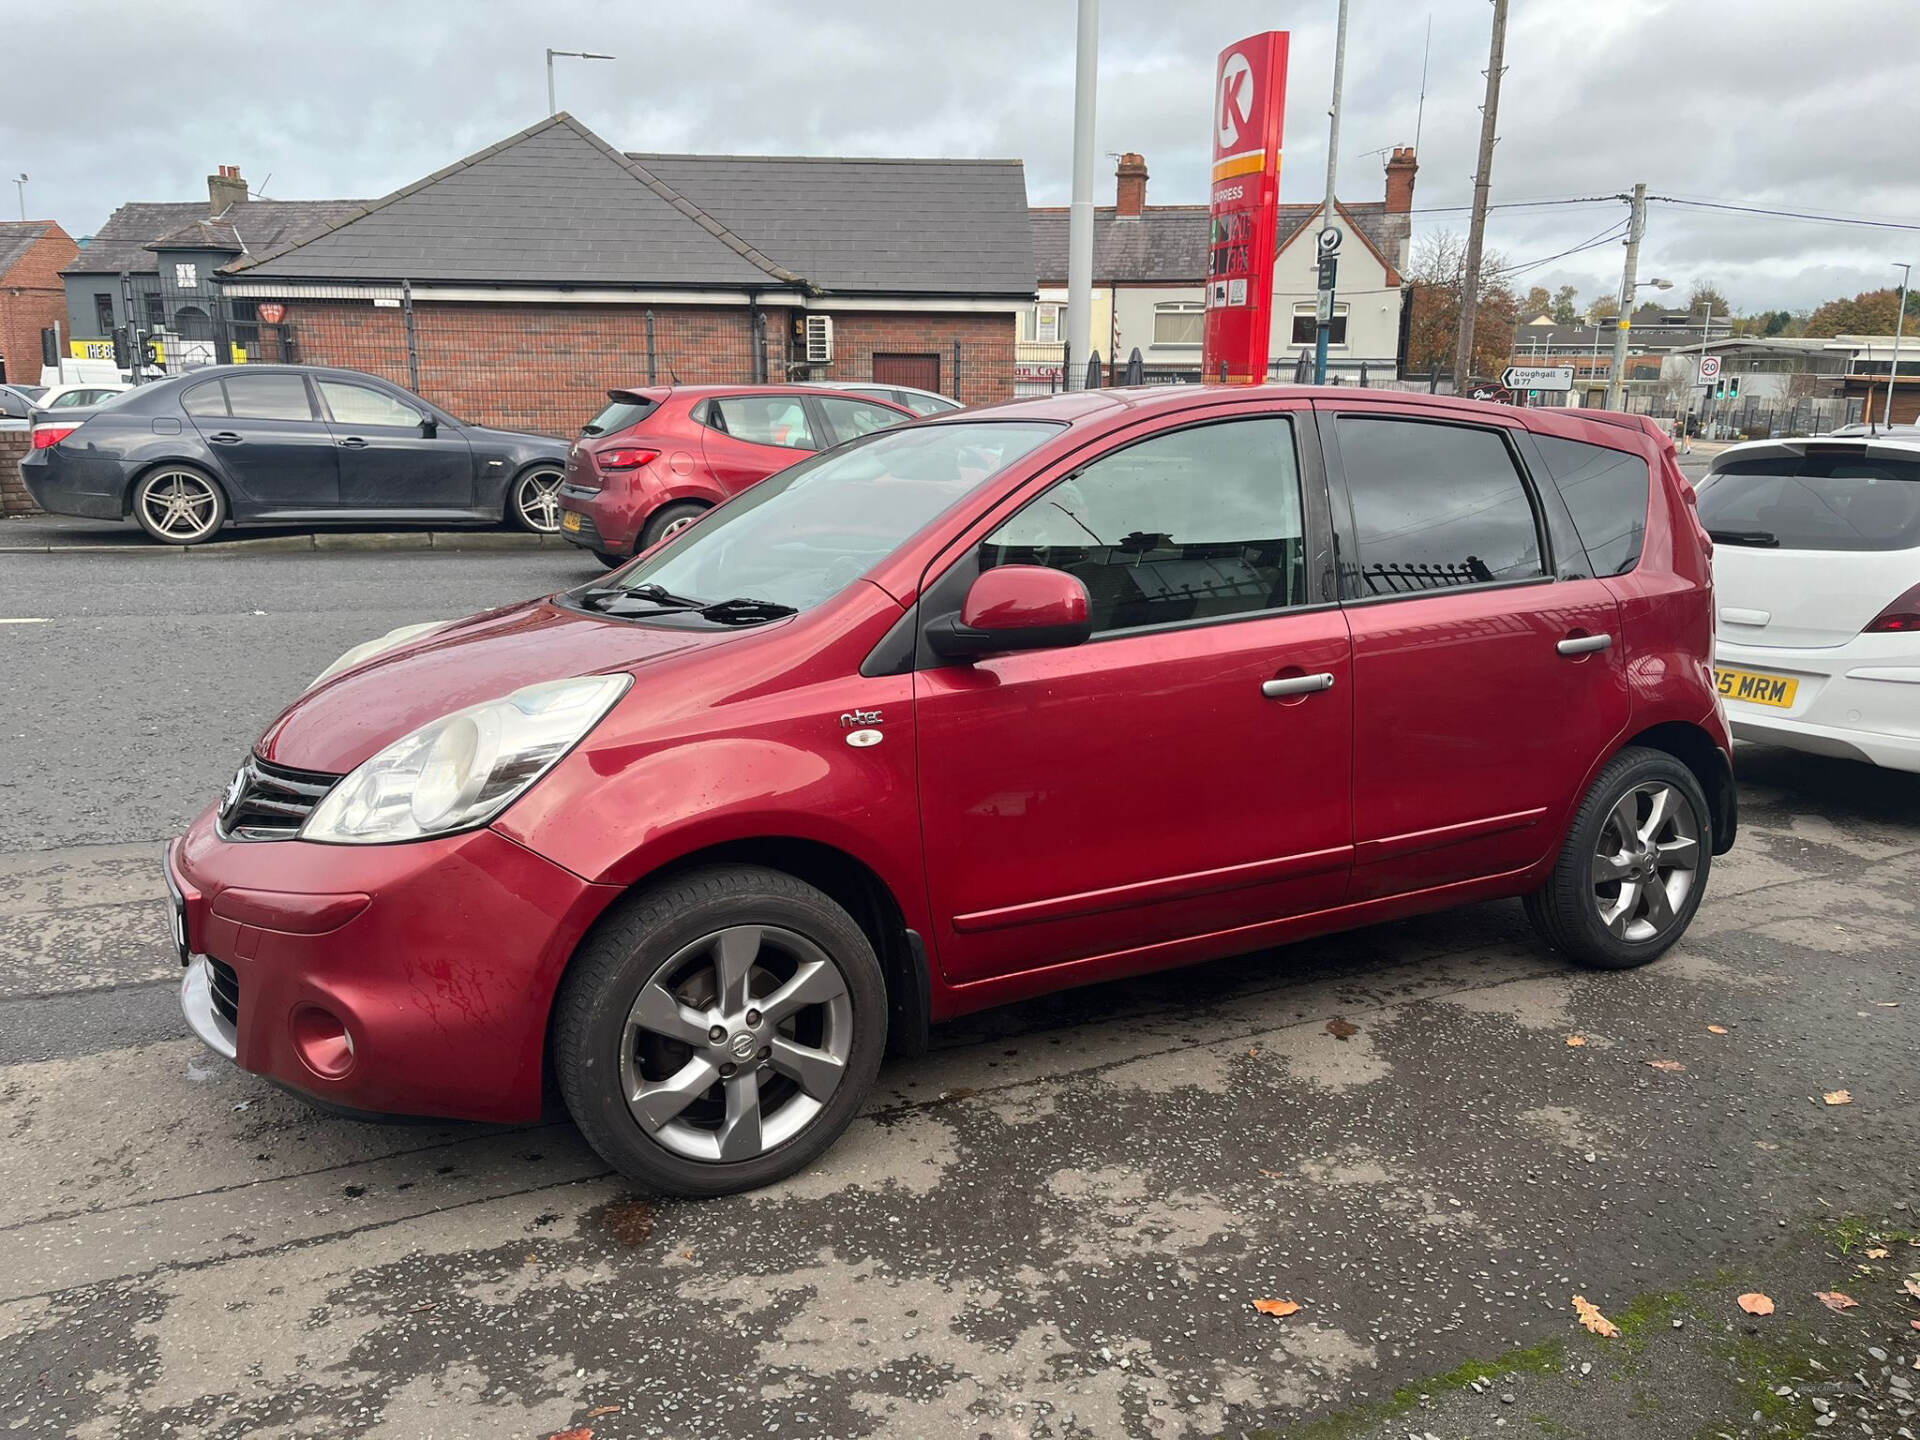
[1,543,1916,1440]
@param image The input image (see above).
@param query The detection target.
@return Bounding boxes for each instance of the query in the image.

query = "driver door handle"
[1262,673,1336,698]
[1557,633,1613,656]
[208,432,242,445]
[336,437,369,449]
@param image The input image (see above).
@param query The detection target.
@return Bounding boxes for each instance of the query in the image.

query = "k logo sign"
[1217,50,1254,151]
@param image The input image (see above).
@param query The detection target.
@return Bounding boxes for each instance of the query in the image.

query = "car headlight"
[300,673,631,844]
[308,621,454,691]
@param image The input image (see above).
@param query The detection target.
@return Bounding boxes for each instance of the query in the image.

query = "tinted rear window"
[1534,435,1649,575]
[1699,450,1920,551]
[582,396,657,437]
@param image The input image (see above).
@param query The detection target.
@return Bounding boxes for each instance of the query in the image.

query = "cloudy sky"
[7,0,1916,313]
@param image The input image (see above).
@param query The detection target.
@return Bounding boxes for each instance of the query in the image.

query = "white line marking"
[0,618,50,625]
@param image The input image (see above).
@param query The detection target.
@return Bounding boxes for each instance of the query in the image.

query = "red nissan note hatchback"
[557,384,914,566]
[170,386,1735,1196]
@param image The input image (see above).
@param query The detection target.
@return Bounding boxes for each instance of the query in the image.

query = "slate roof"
[1032,200,1396,285]
[629,153,1034,297]
[63,200,366,275]
[0,221,52,276]
[231,115,1034,298]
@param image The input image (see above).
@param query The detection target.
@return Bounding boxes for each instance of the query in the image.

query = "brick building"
[218,115,1033,433]
[0,221,79,387]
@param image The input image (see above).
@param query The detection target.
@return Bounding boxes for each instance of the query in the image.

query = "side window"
[181,380,229,417]
[220,374,314,422]
[48,391,86,409]
[319,380,422,428]
[1533,435,1649,576]
[1335,417,1544,597]
[818,396,909,442]
[979,416,1307,634]
[710,395,816,450]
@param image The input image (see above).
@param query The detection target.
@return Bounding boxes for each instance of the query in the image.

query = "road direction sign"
[1697,354,1722,382]
[1501,365,1574,391]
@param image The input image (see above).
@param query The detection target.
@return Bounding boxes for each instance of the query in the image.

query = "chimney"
[207,165,248,216]
[1114,152,1148,218]
[1384,147,1417,215]
[1381,147,1419,276]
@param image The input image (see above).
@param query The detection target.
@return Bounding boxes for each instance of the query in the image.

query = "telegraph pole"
[1885,261,1911,431]
[1451,0,1508,393]
[1313,0,1350,384]
[1604,183,1646,412]
[1064,0,1100,390]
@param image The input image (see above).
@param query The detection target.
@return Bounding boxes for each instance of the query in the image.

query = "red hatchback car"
[557,384,915,566]
[170,386,1735,1196]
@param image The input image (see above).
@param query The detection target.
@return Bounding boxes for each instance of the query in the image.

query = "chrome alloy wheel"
[1590,781,1701,943]
[618,925,853,1163]
[514,466,566,533]
[139,470,221,542]
[659,512,697,539]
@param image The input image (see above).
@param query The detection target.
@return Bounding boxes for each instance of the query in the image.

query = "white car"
[35,380,130,411]
[1698,435,1920,772]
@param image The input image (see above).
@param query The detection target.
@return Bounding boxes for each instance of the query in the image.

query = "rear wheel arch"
[1617,721,1737,855]
[122,456,229,517]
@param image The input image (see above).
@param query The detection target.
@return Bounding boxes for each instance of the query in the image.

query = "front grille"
[206,956,241,1028]
[218,755,341,840]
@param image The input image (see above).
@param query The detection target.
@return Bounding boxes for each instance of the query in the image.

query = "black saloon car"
[20,366,569,545]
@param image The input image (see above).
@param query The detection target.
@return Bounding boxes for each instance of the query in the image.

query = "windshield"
[1699,449,1920,551]
[594,421,1061,613]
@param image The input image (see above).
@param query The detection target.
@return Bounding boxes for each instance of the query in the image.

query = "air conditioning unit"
[804,314,834,364]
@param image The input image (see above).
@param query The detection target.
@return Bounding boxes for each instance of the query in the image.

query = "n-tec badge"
[845,729,883,748]
[839,709,882,727]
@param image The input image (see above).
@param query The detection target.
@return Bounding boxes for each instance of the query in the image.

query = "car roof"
[603,383,915,413]
[1708,434,1920,469]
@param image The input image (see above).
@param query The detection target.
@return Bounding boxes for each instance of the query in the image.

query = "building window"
[1025,303,1061,344]
[145,293,165,329]
[1153,303,1205,348]
[93,294,115,336]
[1290,302,1349,346]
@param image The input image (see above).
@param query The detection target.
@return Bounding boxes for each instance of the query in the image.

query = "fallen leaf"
[1814,1291,1859,1311]
[1823,1090,1853,1106]
[1903,1279,1920,1301]
[1566,1034,1587,1048]
[601,1199,655,1247]
[548,1431,593,1440]
[1647,1059,1686,1072]
[1738,1292,1775,1316]
[1911,1319,1920,1331]
[1252,1299,1301,1317]
[1572,1295,1620,1338]
[1707,1025,1728,1035]
[1325,1018,1358,1042]
[1867,1248,1890,1259]
[587,1407,622,1419]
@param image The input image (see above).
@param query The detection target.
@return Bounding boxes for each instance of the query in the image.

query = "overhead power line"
[1496,219,1630,279]
[1646,195,1920,233]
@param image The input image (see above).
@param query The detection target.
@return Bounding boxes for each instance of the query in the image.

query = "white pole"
[1064,0,1099,390]
[1885,262,1911,431]
[546,49,557,116]
[1314,0,1350,384]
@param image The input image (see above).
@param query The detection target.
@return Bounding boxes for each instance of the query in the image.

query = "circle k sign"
[1217,51,1254,151]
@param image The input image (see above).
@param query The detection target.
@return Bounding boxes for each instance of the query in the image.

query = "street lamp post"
[546,49,615,116]
[1885,261,1912,431]
[12,174,25,221]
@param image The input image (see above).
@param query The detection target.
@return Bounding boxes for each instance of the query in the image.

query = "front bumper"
[167,809,622,1122]
[1715,637,1920,773]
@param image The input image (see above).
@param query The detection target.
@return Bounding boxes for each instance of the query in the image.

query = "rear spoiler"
[606,387,671,405]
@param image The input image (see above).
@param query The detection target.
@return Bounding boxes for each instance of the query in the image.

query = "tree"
[1404,230,1519,381]
[1687,280,1732,318]
[1523,285,1552,320]
[1587,295,1620,323]
[1551,285,1580,325]
[1804,287,1920,338]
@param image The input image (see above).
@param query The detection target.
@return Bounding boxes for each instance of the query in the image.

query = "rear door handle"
[1557,633,1614,656]
[336,437,369,449]
[1262,672,1336,698]
[208,432,242,445]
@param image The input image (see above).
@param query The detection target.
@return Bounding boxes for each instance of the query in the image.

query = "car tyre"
[132,464,228,546]
[1524,746,1712,970]
[552,865,888,1197]
[509,464,567,534]
[639,500,706,550]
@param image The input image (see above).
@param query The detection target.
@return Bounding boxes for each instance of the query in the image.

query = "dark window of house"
[1534,435,1649,575]
[1290,304,1348,346]
[93,294,116,336]
[144,293,165,328]
[1336,417,1544,597]
[221,373,314,421]
[181,380,228,417]
[979,416,1307,634]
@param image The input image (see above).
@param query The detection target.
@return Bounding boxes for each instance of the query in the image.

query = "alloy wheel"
[660,513,697,539]
[618,925,853,1163]
[1590,781,1700,943]
[515,467,565,533]
[139,471,220,542]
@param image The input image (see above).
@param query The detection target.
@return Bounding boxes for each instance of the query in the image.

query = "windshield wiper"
[697,596,798,624]
[573,582,706,613]
[1707,528,1780,548]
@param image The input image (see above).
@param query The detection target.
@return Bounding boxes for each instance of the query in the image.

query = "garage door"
[871,352,941,392]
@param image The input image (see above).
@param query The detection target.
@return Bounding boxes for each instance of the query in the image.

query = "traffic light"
[111,327,131,370]
[40,328,58,367]
[1728,376,1740,399]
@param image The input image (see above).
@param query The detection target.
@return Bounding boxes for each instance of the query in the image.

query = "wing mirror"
[926,565,1092,660]
[418,415,438,438]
